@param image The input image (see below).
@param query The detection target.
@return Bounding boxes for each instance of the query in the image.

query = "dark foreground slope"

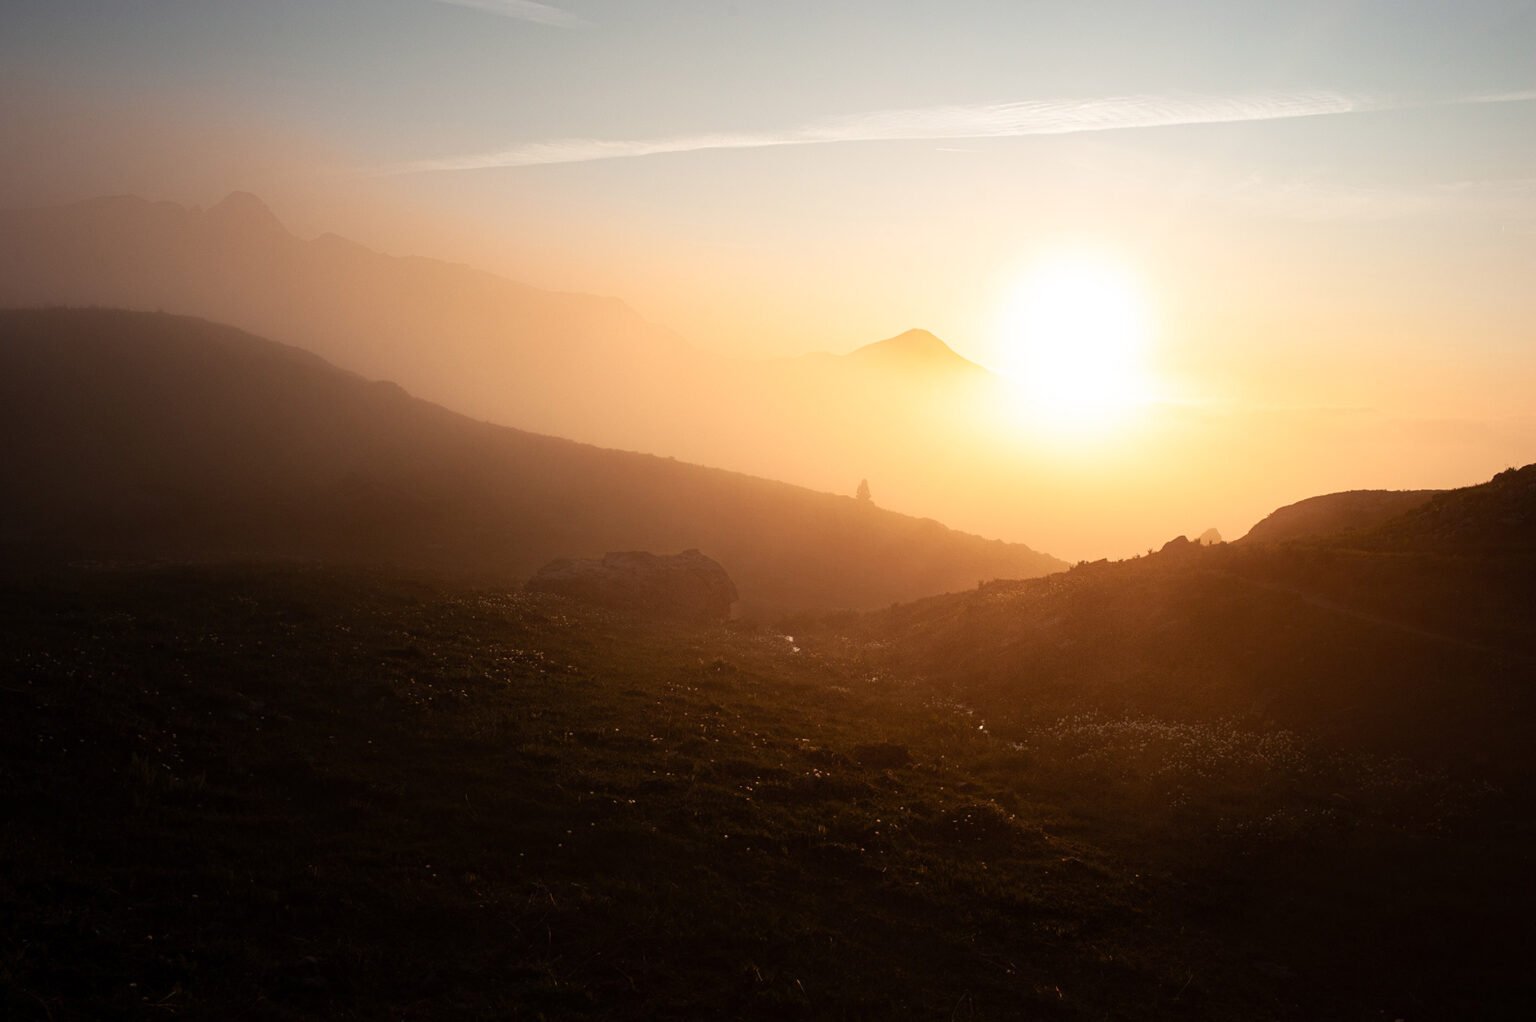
[4,563,1531,1020]
[0,309,1062,614]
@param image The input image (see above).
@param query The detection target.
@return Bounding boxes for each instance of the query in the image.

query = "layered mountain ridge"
[0,307,1066,615]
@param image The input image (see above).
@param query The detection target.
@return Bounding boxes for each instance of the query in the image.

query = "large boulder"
[527,549,738,622]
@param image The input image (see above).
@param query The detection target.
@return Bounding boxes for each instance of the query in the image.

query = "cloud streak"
[430,0,589,29]
[1225,174,1536,223]
[386,88,1536,174]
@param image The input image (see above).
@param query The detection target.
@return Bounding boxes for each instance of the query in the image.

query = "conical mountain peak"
[849,328,982,371]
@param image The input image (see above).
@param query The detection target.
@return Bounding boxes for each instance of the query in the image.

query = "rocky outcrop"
[527,549,738,622]
[1158,535,1197,558]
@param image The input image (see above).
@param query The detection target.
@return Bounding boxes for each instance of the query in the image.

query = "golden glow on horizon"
[995,253,1156,436]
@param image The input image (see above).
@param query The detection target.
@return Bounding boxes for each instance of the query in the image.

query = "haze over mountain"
[844,329,989,374]
[0,308,1063,615]
[0,193,1001,461]
[7,4,1536,1018]
[0,193,1026,542]
[0,192,704,451]
[5,191,1532,562]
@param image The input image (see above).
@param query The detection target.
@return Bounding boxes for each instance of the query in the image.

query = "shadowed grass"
[1,563,1531,1019]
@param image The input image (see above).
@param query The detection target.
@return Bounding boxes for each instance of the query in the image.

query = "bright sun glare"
[996,253,1155,435]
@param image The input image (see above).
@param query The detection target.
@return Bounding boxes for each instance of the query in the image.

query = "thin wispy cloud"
[1463,89,1536,105]
[386,88,1536,174]
[1229,174,1536,223]
[430,0,589,29]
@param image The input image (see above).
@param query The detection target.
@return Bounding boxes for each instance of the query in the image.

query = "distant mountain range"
[0,192,995,462]
[0,308,1065,615]
[0,192,703,451]
[8,191,1524,559]
[0,192,1050,549]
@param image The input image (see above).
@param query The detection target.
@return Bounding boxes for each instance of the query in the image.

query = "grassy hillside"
[839,465,1536,767]
[0,308,1063,615]
[852,541,1536,771]
[3,562,1530,1019]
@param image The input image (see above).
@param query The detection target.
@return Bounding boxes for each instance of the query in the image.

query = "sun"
[994,252,1155,434]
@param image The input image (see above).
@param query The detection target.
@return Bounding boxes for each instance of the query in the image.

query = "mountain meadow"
[3,309,1535,1019]
[6,8,1536,1013]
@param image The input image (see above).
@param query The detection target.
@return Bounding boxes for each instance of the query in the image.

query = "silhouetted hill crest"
[860,464,1536,771]
[1239,489,1441,545]
[0,308,1066,615]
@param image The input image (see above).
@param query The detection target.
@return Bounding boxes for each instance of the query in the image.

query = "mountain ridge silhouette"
[0,307,1066,615]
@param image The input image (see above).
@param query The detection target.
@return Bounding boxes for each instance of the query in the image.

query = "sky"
[3,0,1535,554]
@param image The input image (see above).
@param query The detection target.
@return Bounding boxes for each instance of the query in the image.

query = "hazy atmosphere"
[4,3,1536,1019]
[5,1,1534,558]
